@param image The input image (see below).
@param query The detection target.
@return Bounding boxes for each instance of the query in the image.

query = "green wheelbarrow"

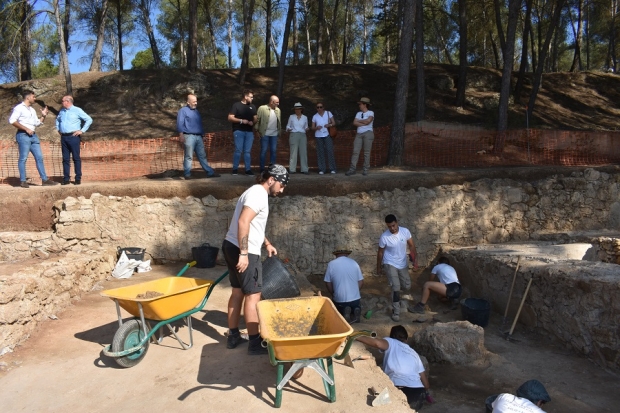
[256,296,374,408]
[100,261,228,368]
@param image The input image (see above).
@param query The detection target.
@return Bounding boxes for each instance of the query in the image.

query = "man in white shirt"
[222,164,288,355]
[377,214,418,322]
[8,90,59,188]
[409,256,462,314]
[255,95,281,173]
[324,247,364,323]
[486,379,551,413]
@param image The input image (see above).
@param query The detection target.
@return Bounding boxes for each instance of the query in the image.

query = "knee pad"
[392,291,400,302]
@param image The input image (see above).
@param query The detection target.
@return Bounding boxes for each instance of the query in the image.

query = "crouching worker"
[356,325,433,411]
[409,256,461,314]
[324,247,364,323]
[485,379,551,413]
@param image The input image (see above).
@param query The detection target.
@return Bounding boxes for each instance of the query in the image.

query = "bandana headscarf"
[268,164,289,186]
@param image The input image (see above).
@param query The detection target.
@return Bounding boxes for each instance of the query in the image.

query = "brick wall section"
[1,123,619,184]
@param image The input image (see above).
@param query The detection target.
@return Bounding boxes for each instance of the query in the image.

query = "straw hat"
[358,97,371,105]
[333,247,352,255]
[292,102,304,110]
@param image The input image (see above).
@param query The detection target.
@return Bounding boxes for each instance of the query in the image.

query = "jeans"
[316,136,336,173]
[16,132,48,182]
[183,134,215,176]
[61,134,82,181]
[233,130,254,171]
[260,135,278,171]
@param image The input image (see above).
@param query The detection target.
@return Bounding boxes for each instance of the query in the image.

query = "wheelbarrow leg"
[163,315,194,350]
[319,358,336,402]
[275,363,284,408]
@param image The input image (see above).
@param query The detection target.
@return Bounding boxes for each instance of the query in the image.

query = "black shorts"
[397,386,426,410]
[446,282,462,299]
[222,240,262,295]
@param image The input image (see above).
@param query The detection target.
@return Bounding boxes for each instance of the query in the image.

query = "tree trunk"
[493,0,506,55]
[116,0,124,70]
[277,0,295,97]
[293,7,299,65]
[341,0,349,64]
[569,0,583,72]
[19,0,32,81]
[53,0,72,94]
[496,0,521,133]
[266,0,272,67]
[137,0,163,69]
[456,0,468,107]
[316,0,324,64]
[187,0,198,70]
[362,0,368,63]
[59,0,70,75]
[526,0,566,120]
[388,0,415,166]
[529,22,536,71]
[227,0,233,68]
[303,0,312,64]
[415,0,425,121]
[490,31,501,69]
[326,0,340,64]
[89,0,109,71]
[238,0,256,85]
[514,0,533,102]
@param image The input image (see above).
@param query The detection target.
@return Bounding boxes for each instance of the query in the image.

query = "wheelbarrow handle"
[176,261,197,277]
[333,330,376,360]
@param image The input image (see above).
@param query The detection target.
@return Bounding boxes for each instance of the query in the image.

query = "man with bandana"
[222,164,289,355]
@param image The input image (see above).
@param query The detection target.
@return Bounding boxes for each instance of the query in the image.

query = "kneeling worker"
[486,379,551,412]
[409,256,461,313]
[324,247,364,323]
[356,325,432,411]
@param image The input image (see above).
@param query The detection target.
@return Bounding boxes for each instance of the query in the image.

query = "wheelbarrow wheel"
[111,319,150,368]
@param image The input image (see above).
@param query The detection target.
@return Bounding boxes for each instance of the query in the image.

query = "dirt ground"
[0,262,618,413]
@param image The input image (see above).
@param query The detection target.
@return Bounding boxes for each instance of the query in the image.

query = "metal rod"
[114,299,123,328]
[508,276,533,337]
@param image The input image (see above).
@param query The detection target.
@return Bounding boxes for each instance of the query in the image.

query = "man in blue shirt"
[176,94,220,179]
[55,95,93,185]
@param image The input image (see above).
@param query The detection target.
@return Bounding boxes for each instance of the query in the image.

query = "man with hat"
[324,247,364,323]
[345,97,374,176]
[255,95,281,173]
[486,379,551,412]
[222,164,289,355]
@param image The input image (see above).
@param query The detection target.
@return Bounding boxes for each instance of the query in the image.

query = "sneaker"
[318,171,324,175]
[247,337,268,355]
[74,179,81,185]
[345,169,356,176]
[232,169,238,175]
[20,181,29,188]
[351,308,361,324]
[182,175,191,180]
[61,180,70,185]
[362,169,368,176]
[206,172,221,178]
[408,302,426,314]
[330,170,336,174]
[245,170,254,176]
[226,333,248,349]
[391,312,400,322]
[343,306,352,322]
[42,179,59,186]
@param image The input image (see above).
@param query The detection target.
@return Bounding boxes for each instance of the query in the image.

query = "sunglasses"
[316,106,323,108]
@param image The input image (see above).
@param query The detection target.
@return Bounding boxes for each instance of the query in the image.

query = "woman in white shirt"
[346,97,374,176]
[311,102,337,174]
[286,102,310,174]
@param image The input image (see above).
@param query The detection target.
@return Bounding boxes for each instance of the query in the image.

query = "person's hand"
[236,255,249,273]
[265,244,278,257]
[317,125,323,130]
[375,267,382,277]
[248,121,254,126]
[73,130,83,136]
[41,106,49,117]
[178,133,185,143]
[25,128,34,135]
[409,253,419,269]
[425,390,436,404]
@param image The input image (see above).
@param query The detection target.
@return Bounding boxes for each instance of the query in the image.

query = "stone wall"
[47,168,620,276]
[0,247,115,353]
[448,248,620,370]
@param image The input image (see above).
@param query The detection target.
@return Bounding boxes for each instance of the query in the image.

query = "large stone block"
[412,321,489,365]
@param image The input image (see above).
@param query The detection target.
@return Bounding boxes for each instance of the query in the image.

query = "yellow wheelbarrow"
[256,296,374,408]
[100,261,228,368]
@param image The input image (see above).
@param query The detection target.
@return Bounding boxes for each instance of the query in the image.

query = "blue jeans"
[16,132,48,182]
[183,134,215,176]
[61,134,82,181]
[260,135,278,171]
[233,130,254,171]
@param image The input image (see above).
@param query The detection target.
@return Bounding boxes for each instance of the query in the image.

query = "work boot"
[391,311,400,322]
[42,179,59,186]
[343,306,352,322]
[351,308,361,324]
[345,169,356,176]
[247,336,268,355]
[20,181,29,188]
[226,332,248,349]
[408,302,426,314]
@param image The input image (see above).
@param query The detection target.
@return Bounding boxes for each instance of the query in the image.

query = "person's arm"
[236,206,258,273]
[376,246,385,274]
[253,106,262,132]
[407,238,418,269]
[311,120,318,131]
[78,108,93,134]
[263,237,277,257]
[324,281,334,295]
[327,114,335,128]
[228,105,248,125]
[177,108,186,142]
[356,335,389,351]
[358,279,364,290]
[420,370,430,389]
